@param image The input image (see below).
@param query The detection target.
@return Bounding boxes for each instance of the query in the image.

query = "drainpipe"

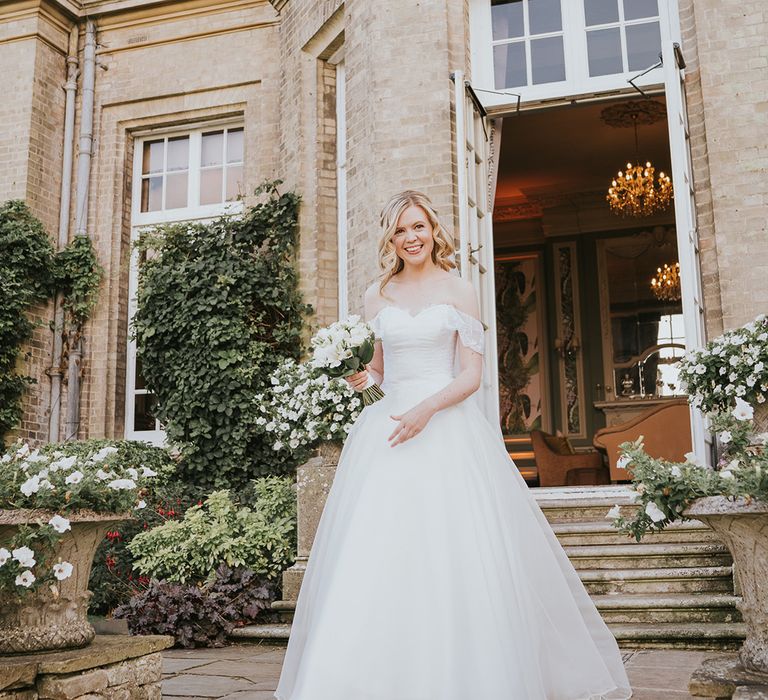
[48,25,80,443]
[64,19,97,441]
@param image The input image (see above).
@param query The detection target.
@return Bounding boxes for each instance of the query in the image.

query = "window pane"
[141,176,163,212]
[623,0,658,20]
[226,165,243,202]
[626,21,661,71]
[226,128,244,164]
[142,140,164,175]
[584,0,619,26]
[134,394,157,432]
[491,0,524,40]
[531,36,565,84]
[165,172,188,209]
[494,41,527,89]
[167,136,189,171]
[586,27,623,76]
[529,0,562,34]
[135,358,146,390]
[202,131,224,167]
[200,167,223,205]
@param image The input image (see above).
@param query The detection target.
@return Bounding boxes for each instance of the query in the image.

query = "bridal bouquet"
[309,315,385,406]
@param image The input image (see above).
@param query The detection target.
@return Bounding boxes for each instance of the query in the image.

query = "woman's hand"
[388,400,436,447]
[345,367,371,393]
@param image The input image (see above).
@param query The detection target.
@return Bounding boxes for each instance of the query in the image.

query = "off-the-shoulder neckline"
[368,302,481,326]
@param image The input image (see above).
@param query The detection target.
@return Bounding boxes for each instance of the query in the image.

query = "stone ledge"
[690,655,768,698]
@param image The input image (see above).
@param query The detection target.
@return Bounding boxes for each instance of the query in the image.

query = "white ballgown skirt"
[274,377,633,700]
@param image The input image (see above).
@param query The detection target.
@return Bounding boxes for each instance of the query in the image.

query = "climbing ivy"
[132,181,313,489]
[0,200,103,447]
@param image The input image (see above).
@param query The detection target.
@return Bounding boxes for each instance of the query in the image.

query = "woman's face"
[392,205,435,267]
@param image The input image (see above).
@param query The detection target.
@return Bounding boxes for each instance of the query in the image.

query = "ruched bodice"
[368,303,485,394]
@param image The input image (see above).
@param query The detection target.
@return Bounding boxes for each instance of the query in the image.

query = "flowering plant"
[608,398,768,541]
[0,441,158,594]
[309,315,385,406]
[254,358,362,464]
[678,313,768,414]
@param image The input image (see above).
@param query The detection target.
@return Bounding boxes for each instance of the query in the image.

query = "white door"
[453,70,500,424]
[662,39,712,465]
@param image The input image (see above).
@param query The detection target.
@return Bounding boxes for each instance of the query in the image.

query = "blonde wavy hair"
[376,190,456,296]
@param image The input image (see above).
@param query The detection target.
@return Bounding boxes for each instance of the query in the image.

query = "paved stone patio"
[162,643,735,699]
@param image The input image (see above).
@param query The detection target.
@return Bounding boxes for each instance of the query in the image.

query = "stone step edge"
[563,542,729,556]
[552,519,712,534]
[230,621,747,642]
[590,593,741,610]
[578,565,733,581]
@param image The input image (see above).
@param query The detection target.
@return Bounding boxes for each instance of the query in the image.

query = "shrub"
[131,181,313,489]
[128,483,296,585]
[114,565,276,648]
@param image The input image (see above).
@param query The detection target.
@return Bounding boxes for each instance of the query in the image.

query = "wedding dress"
[274,302,632,700]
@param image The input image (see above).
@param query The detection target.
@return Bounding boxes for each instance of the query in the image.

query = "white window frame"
[125,119,245,444]
[471,0,676,110]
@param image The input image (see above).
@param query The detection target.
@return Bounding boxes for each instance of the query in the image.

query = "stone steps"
[552,519,722,546]
[608,622,746,650]
[580,564,734,595]
[564,541,733,570]
[593,593,742,624]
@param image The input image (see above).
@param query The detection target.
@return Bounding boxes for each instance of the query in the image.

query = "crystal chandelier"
[602,101,674,218]
[650,262,681,302]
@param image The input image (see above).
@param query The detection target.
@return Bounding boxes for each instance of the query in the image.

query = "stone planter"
[683,496,768,673]
[0,509,129,654]
[281,439,344,601]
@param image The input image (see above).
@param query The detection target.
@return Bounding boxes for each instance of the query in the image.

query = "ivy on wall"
[132,181,313,489]
[0,200,102,446]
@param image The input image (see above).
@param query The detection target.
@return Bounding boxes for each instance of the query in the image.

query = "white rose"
[644,502,667,523]
[48,515,71,534]
[52,561,74,581]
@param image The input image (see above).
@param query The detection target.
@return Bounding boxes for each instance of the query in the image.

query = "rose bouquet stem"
[361,383,386,407]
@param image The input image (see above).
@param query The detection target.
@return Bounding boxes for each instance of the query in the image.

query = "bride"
[274,190,633,700]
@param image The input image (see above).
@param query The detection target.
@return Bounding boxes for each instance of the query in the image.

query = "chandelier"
[651,262,681,302]
[602,101,674,218]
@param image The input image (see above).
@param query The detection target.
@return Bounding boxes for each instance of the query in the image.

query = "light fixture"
[651,261,681,302]
[602,101,674,218]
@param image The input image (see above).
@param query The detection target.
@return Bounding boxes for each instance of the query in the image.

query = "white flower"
[1,453,11,463]
[694,363,707,375]
[48,515,71,534]
[644,502,667,523]
[720,430,732,444]
[140,466,157,478]
[15,570,35,588]
[605,505,622,520]
[719,469,735,480]
[20,474,41,497]
[732,397,754,421]
[16,444,30,458]
[0,548,10,566]
[615,454,632,470]
[27,450,48,463]
[684,451,704,467]
[126,467,139,480]
[135,500,147,510]
[107,478,136,490]
[65,470,84,485]
[91,446,119,462]
[726,458,741,471]
[12,546,36,568]
[52,561,73,581]
[95,469,111,481]
[49,455,77,472]
[670,465,682,477]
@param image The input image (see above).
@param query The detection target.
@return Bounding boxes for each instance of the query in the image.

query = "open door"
[662,39,712,465]
[452,70,500,425]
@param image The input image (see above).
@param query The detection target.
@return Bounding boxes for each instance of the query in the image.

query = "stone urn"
[683,496,768,672]
[0,509,128,654]
[281,439,344,601]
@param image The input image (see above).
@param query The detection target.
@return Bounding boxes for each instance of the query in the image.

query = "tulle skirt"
[274,379,632,700]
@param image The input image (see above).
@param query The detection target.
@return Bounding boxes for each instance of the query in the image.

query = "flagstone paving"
[162,643,737,699]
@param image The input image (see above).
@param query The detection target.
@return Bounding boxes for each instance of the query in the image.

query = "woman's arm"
[387,280,483,447]
[345,283,385,392]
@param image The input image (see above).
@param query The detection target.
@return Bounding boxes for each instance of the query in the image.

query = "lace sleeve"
[449,306,485,355]
[367,312,382,341]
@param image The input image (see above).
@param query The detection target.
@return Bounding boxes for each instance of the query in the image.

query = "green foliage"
[128,482,296,585]
[0,201,102,446]
[0,201,56,444]
[131,181,313,489]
